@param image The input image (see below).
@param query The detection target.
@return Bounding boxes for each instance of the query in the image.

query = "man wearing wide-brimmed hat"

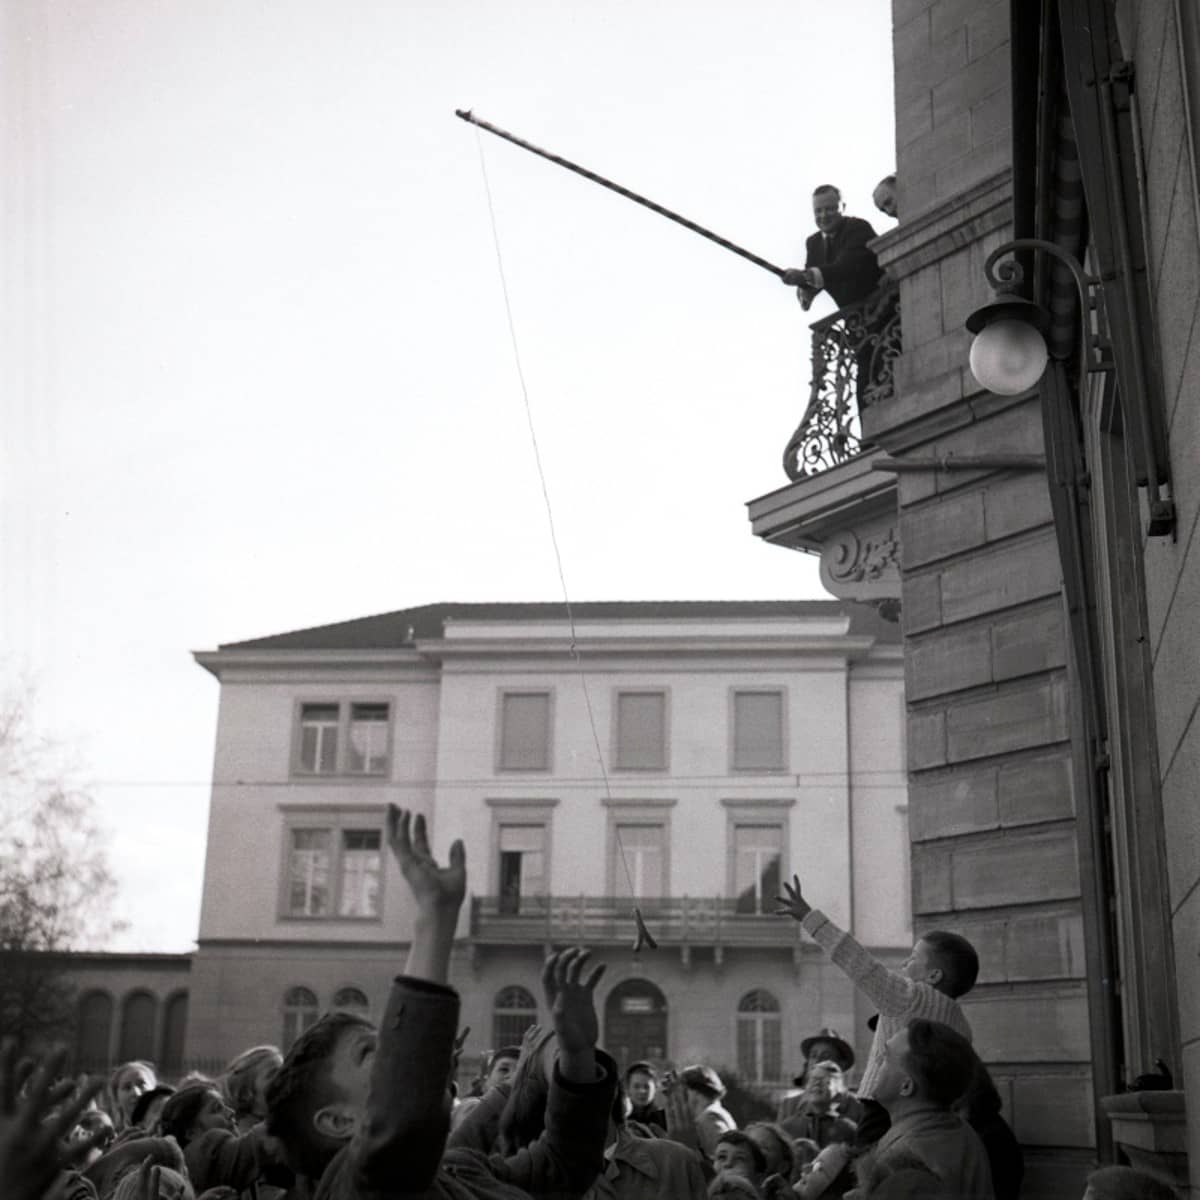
[799,1029,855,1079]
[777,1028,863,1127]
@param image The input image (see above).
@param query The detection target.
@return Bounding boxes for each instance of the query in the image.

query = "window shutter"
[733,691,784,769]
[500,693,551,769]
[616,693,666,768]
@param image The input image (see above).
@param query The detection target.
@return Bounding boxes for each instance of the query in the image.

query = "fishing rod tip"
[455,108,473,121]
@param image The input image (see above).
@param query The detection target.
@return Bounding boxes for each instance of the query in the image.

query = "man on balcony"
[781,185,884,311]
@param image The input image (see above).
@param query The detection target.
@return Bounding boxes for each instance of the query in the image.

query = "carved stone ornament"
[819,526,902,610]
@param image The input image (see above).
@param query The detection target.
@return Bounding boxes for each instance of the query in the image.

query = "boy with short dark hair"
[265,807,617,1198]
[775,873,978,1138]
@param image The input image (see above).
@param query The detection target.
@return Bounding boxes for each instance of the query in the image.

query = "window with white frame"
[294,702,391,777]
[288,829,333,916]
[283,813,384,920]
[338,830,383,917]
[614,691,667,770]
[499,692,552,771]
[497,823,547,914]
[732,823,783,914]
[612,822,667,899]
[736,989,782,1083]
[732,690,786,771]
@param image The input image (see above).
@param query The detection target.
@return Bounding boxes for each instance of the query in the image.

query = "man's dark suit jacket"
[804,216,884,309]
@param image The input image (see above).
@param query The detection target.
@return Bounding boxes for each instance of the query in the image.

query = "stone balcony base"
[1100,1090,1188,1194]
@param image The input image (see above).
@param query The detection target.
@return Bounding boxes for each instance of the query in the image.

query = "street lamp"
[965,236,1175,537]
[964,237,1107,393]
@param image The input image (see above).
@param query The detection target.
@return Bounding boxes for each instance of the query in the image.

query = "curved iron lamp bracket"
[980,237,1110,373]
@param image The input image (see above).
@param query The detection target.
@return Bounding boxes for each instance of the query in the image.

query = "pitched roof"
[217,599,901,650]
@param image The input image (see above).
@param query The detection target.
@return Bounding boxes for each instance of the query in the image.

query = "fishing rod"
[455,109,787,280]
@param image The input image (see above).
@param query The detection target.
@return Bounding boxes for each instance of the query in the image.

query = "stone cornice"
[423,635,885,661]
[192,649,436,680]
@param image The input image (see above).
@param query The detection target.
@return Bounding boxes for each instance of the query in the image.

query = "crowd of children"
[0,809,1181,1200]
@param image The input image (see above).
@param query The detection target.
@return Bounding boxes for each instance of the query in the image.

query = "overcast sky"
[2,0,895,951]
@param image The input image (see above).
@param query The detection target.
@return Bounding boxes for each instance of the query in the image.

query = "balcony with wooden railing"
[782,283,901,481]
[470,894,806,962]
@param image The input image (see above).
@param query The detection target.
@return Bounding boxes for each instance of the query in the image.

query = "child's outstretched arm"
[354,806,466,1193]
[487,948,615,1196]
[776,874,918,1017]
[395,805,466,984]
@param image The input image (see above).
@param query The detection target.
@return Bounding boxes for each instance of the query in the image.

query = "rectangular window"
[347,705,390,775]
[615,691,667,770]
[283,817,385,920]
[613,823,666,900]
[339,829,382,917]
[732,691,785,770]
[298,705,340,774]
[499,693,551,771]
[294,701,392,778]
[288,829,332,915]
[733,824,783,914]
[498,824,547,914]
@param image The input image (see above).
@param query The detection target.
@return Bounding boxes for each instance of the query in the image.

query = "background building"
[750,0,1198,1194]
[68,953,192,1076]
[186,599,906,1090]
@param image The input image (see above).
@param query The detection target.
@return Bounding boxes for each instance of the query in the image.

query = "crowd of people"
[0,808,1181,1200]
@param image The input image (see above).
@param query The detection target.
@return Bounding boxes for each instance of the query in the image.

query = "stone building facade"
[750,0,1199,1195]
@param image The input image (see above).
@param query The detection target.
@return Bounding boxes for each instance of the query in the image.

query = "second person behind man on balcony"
[781,185,884,311]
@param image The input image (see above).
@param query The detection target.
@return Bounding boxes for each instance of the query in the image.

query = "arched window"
[736,989,781,1084]
[160,991,189,1073]
[119,992,158,1063]
[281,987,320,1050]
[333,986,369,1015]
[77,991,113,1071]
[492,985,537,1048]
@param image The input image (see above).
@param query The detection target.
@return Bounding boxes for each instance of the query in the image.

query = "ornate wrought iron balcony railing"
[782,283,901,481]
[470,895,803,949]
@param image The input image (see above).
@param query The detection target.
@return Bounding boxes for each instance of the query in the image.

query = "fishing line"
[472,129,656,952]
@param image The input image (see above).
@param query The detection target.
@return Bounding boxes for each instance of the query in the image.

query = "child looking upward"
[775,873,978,1124]
[265,807,616,1197]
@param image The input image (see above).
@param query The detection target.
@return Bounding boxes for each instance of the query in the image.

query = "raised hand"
[660,1082,700,1151]
[388,806,466,917]
[542,947,604,1056]
[774,873,812,922]
[0,1042,104,1200]
[540,948,604,1084]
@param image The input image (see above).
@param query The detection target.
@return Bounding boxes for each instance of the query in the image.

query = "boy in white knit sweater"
[775,873,980,1144]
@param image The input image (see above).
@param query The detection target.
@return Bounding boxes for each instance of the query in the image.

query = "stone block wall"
[892,0,1012,216]
[876,5,1098,1192]
[1120,0,1200,1190]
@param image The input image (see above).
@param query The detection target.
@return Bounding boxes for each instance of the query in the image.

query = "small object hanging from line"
[456,109,786,280]
[633,906,658,953]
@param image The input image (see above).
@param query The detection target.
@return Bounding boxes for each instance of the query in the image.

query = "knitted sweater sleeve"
[801,909,918,1017]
